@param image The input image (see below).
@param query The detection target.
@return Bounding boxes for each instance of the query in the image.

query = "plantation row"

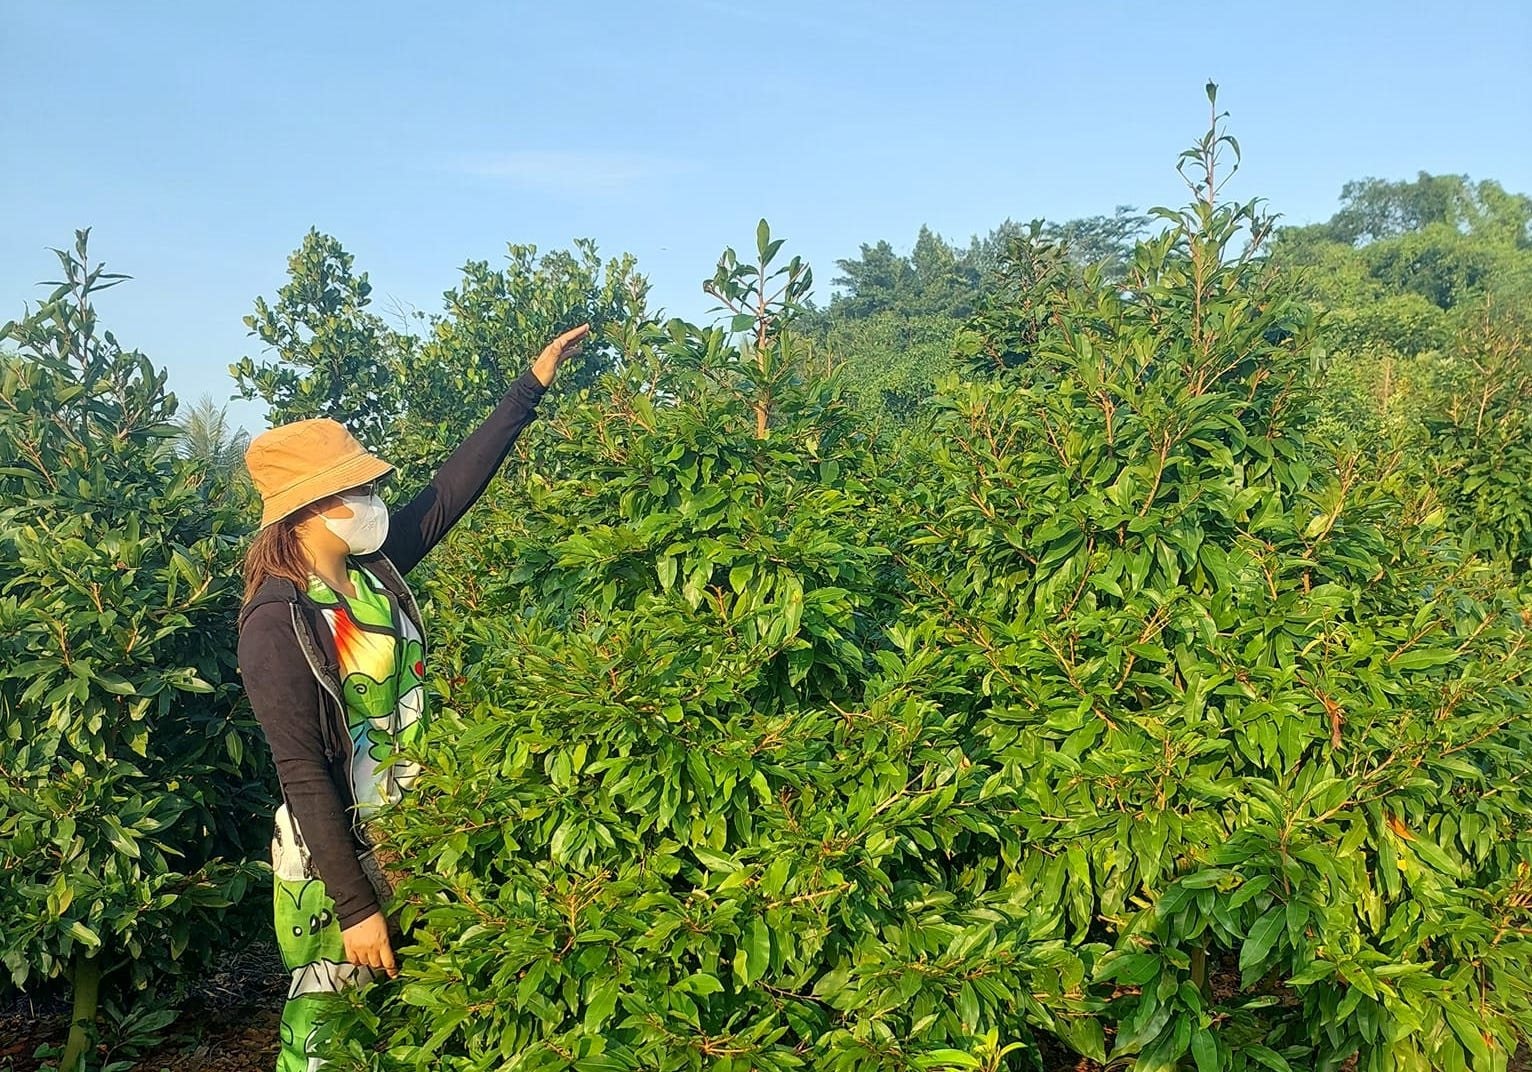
[3,112,1531,1071]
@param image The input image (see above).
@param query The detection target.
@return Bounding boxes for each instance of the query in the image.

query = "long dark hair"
[242,514,311,604]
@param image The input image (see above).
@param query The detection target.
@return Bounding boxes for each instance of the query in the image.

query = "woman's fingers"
[557,323,592,354]
[342,911,398,976]
[344,935,369,966]
[349,940,396,977]
[379,939,399,978]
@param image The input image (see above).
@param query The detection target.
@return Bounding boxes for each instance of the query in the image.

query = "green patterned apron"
[271,564,427,1071]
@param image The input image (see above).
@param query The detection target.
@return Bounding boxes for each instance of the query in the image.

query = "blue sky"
[4,1,1529,432]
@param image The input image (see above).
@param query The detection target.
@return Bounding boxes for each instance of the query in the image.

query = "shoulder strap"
[237,577,300,631]
[240,577,345,760]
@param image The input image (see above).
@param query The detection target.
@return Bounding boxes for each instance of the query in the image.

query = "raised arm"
[382,324,590,575]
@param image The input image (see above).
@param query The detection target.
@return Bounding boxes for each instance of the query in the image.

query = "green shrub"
[323,230,1093,1070]
[324,111,1531,1072]
[1419,300,1532,576]
[822,311,961,432]
[0,233,271,1069]
[898,115,1532,1070]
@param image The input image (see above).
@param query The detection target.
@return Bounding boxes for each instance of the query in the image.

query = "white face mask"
[321,490,389,555]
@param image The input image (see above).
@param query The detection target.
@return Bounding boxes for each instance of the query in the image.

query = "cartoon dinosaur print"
[332,615,398,711]
[400,634,425,686]
[275,877,343,973]
[343,667,396,725]
[343,631,428,808]
[274,874,372,1071]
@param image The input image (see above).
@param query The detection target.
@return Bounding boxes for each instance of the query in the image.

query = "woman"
[237,324,589,1070]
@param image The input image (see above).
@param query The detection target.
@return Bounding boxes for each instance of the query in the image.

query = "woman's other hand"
[341,911,398,978]
[531,323,592,387]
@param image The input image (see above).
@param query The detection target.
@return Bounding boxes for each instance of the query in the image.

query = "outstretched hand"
[531,323,592,387]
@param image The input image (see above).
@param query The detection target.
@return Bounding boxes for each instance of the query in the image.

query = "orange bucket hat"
[245,418,396,529]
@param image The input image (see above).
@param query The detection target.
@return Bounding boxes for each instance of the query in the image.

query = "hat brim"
[258,453,396,529]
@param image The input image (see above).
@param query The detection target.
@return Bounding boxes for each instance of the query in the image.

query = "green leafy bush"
[1275,168,1532,576]
[324,230,1094,1070]
[898,108,1532,1070]
[231,229,416,454]
[327,105,1532,1072]
[0,234,270,1069]
[822,312,960,432]
[1419,300,1532,576]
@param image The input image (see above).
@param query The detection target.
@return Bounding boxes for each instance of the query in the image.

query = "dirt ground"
[1,978,1095,1072]
[1,941,286,1072]
[0,989,1097,1072]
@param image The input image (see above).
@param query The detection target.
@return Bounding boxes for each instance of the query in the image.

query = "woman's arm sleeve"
[381,370,547,575]
[238,603,380,930]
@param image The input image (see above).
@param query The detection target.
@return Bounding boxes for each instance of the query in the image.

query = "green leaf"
[1245,1044,1291,1071]
[584,978,619,1030]
[1391,648,1458,671]
[677,972,723,996]
[1443,1002,1492,1065]
[1055,1017,1106,1062]
[95,674,136,696]
[656,555,678,591]
[734,917,771,986]
[692,846,737,872]
[420,1007,469,1053]
[1407,835,1462,878]
[68,921,101,950]
[1191,1028,1219,1072]
[1110,952,1161,986]
[1179,868,1228,889]
[1239,909,1285,981]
